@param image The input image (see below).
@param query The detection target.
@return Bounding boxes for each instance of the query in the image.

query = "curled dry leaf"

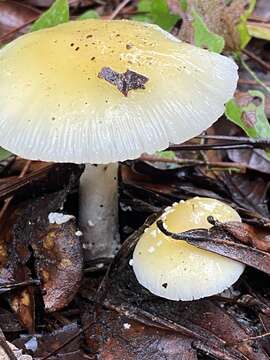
[212,220,270,252]
[11,191,83,313]
[157,218,270,275]
[32,220,83,312]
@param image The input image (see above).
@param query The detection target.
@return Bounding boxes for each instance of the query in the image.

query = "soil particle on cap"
[98,67,149,96]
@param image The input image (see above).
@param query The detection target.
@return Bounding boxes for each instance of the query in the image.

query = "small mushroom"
[132,197,245,301]
[0,20,238,260]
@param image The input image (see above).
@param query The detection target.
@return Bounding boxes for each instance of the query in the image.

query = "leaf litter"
[0,0,270,359]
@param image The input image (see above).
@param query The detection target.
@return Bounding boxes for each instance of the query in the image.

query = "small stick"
[243,49,270,72]
[238,78,270,87]
[108,0,131,20]
[140,154,249,172]
[0,279,40,293]
[40,321,94,360]
[0,160,32,221]
[157,220,208,242]
[226,331,270,347]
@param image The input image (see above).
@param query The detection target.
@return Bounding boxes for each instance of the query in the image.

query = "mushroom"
[0,20,238,260]
[132,197,245,301]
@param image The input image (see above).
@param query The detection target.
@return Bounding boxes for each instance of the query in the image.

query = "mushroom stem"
[79,163,120,260]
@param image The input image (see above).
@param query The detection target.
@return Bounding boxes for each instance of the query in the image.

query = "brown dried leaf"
[0,309,22,333]
[11,191,83,313]
[83,305,197,360]
[159,220,270,275]
[10,284,35,334]
[33,220,83,312]
[179,0,251,51]
[13,322,83,359]
[0,163,84,202]
[214,221,270,252]
[0,1,39,38]
[219,172,270,217]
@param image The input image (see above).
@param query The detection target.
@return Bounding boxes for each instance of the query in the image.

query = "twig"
[84,257,112,273]
[40,321,94,360]
[0,279,40,293]
[243,49,270,72]
[140,154,250,172]
[196,135,269,143]
[169,140,270,151]
[239,55,270,94]
[157,220,209,242]
[108,0,132,19]
[0,160,31,221]
[226,331,270,347]
[238,78,270,87]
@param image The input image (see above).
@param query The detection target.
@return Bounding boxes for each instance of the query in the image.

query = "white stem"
[79,163,120,260]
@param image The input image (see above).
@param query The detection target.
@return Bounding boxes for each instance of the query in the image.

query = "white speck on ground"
[48,213,74,225]
[123,323,131,329]
[75,230,83,236]
[24,337,38,353]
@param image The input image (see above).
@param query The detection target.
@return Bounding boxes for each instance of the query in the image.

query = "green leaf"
[151,0,179,30]
[78,10,100,20]
[156,150,176,159]
[132,0,179,31]
[31,0,69,32]
[191,9,225,53]
[179,0,188,12]
[137,0,151,12]
[237,0,256,49]
[225,90,270,140]
[0,148,12,161]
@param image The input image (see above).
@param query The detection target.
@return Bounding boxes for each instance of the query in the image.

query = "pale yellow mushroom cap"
[0,20,238,163]
[132,197,245,301]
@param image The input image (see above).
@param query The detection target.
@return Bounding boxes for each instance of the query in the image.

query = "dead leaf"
[33,220,83,312]
[83,304,197,360]
[0,1,39,39]
[0,164,83,330]
[212,220,270,252]
[13,323,83,359]
[11,191,83,313]
[179,0,253,51]
[219,172,270,217]
[0,162,84,203]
